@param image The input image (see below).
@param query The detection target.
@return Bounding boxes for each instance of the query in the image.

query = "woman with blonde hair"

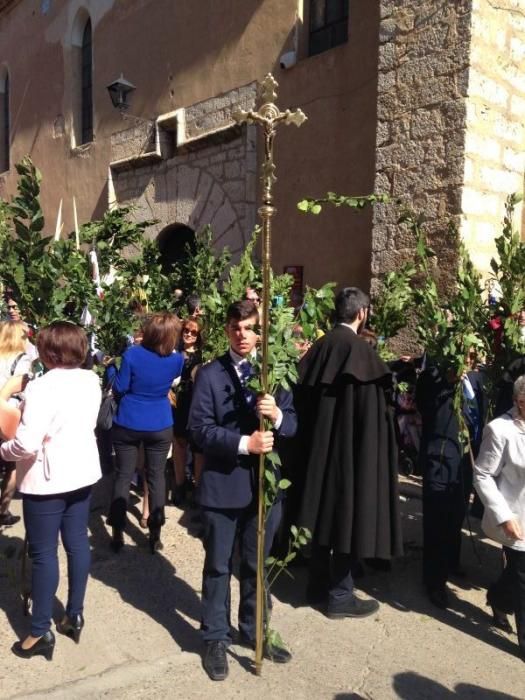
[0,320,32,527]
[107,313,184,553]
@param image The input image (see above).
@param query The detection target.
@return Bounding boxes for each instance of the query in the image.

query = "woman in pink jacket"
[0,322,101,661]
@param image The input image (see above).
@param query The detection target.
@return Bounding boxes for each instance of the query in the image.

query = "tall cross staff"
[233,74,306,676]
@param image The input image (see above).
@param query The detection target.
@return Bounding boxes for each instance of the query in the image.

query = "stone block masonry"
[461,0,525,275]
[372,0,525,352]
[372,0,472,304]
[110,86,259,259]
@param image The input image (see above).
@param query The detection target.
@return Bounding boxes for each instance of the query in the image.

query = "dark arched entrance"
[157,223,196,273]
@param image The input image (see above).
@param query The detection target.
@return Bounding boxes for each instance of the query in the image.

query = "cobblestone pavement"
[0,475,524,699]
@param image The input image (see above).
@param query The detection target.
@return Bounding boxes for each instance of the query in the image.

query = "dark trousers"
[488,547,525,657]
[23,486,92,637]
[308,544,354,605]
[200,501,282,643]
[423,484,466,591]
[108,424,172,532]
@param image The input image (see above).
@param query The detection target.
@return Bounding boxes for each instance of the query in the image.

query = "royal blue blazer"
[110,345,184,432]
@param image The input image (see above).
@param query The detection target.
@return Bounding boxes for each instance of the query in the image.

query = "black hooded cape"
[296,325,403,559]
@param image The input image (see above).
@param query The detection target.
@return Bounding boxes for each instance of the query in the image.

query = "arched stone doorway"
[157,223,196,273]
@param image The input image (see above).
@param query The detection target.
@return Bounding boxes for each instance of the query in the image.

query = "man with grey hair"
[297,287,403,619]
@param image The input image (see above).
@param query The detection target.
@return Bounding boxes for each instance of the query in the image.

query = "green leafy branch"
[405,211,489,448]
[297,283,336,342]
[488,193,525,367]
[297,192,389,215]
[265,525,311,589]
[369,263,416,360]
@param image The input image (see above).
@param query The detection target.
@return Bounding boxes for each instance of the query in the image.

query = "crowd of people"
[0,284,524,680]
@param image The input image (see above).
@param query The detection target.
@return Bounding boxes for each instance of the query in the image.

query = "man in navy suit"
[189,300,297,681]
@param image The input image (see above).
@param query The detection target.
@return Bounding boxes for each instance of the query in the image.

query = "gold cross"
[233,74,307,204]
[232,74,307,677]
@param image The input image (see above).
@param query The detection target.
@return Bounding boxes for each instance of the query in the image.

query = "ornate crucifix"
[232,74,307,676]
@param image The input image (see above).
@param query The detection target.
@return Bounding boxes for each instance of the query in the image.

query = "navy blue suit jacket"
[188,352,297,509]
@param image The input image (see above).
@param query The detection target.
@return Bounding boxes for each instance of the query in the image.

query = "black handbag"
[97,377,117,431]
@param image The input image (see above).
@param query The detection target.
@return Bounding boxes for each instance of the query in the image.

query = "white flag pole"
[54,199,63,242]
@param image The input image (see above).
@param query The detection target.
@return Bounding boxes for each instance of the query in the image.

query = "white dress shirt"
[228,348,282,456]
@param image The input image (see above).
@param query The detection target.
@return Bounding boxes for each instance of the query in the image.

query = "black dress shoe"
[427,587,449,610]
[203,640,229,681]
[0,512,20,527]
[110,528,124,553]
[57,613,84,644]
[326,596,380,619]
[149,527,164,554]
[486,600,513,633]
[12,631,55,661]
[486,591,513,633]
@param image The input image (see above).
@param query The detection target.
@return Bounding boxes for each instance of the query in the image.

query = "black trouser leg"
[108,425,141,531]
[487,549,515,614]
[505,547,525,658]
[109,425,172,532]
[423,485,465,591]
[447,485,466,573]
[307,543,331,603]
[329,552,354,605]
[142,428,172,533]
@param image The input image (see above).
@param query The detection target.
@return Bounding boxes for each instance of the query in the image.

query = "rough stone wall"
[110,85,258,257]
[183,85,257,144]
[461,0,525,274]
[372,0,473,301]
[110,121,157,164]
[112,127,257,256]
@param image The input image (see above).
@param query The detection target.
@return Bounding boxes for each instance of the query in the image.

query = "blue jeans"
[23,486,92,637]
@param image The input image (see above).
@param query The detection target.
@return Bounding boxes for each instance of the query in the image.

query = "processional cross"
[232,74,307,676]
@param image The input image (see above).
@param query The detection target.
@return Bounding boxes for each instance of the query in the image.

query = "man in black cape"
[297,287,403,618]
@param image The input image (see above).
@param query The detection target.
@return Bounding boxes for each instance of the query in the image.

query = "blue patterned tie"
[239,360,255,408]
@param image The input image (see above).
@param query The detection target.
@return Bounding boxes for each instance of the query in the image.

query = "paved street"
[1,476,524,700]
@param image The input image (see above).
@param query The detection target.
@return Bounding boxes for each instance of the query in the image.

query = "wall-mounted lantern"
[106,74,136,111]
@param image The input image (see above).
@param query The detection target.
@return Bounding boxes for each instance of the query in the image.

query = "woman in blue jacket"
[107,313,183,553]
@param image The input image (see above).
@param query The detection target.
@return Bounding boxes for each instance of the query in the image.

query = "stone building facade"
[372,0,525,296]
[0,0,524,309]
[0,0,380,293]
[109,85,258,254]
[462,0,525,273]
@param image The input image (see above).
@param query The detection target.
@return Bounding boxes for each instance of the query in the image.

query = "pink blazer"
[0,368,102,495]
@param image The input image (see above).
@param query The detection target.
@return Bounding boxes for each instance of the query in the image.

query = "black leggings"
[108,424,172,532]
